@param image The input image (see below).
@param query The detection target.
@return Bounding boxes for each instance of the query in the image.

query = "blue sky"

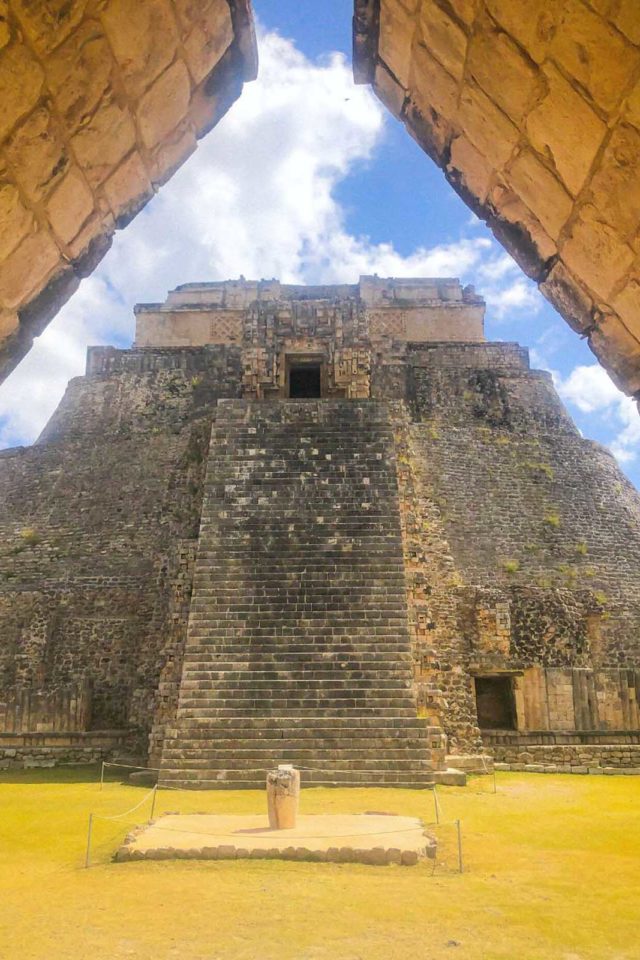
[0,1,637,486]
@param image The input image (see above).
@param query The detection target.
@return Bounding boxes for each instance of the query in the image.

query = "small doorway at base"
[474,675,517,730]
[288,361,322,398]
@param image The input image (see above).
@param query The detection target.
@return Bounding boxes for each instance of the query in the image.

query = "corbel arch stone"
[0,0,257,383]
[354,0,640,404]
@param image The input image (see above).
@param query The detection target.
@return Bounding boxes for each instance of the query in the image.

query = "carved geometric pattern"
[370,312,407,338]
[209,316,243,342]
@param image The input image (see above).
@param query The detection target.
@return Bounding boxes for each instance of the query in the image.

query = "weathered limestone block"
[458,84,519,171]
[138,60,193,150]
[102,152,154,227]
[378,0,415,88]
[10,0,88,55]
[0,2,9,48]
[590,311,640,396]
[6,105,69,202]
[100,0,179,100]
[539,260,594,336]
[419,0,467,81]
[0,229,60,308]
[44,19,116,132]
[0,177,34,259]
[44,167,95,246]
[588,123,640,245]
[0,41,44,141]
[485,0,557,64]
[70,93,138,187]
[354,0,640,401]
[561,204,635,303]
[0,0,257,382]
[266,766,301,829]
[447,134,493,204]
[466,22,541,125]
[549,0,638,114]
[182,2,234,84]
[525,64,606,198]
[506,148,572,238]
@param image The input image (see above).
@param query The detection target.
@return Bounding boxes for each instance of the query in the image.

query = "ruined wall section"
[408,343,640,663]
[390,401,483,754]
[354,0,640,402]
[400,341,640,752]
[0,0,257,383]
[0,344,242,744]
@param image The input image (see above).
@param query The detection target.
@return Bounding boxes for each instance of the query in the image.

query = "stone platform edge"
[0,730,130,769]
[115,841,430,866]
[114,813,437,866]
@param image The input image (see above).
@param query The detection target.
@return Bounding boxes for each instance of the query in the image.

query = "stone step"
[167,716,437,731]
[176,693,417,704]
[183,672,412,683]
[162,759,435,773]
[183,658,413,670]
[159,770,434,789]
[182,650,413,660]
[175,709,419,720]
[162,735,436,750]
[160,398,439,786]
[182,621,409,640]
[179,677,412,689]
[162,748,436,763]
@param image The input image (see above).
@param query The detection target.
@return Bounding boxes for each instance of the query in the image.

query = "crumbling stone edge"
[113,815,437,866]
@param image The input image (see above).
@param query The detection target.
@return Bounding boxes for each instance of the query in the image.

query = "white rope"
[103,761,161,771]
[149,819,433,841]
[93,787,157,822]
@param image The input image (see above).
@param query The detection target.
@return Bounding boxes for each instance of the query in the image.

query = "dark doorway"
[474,676,516,730]
[289,364,322,398]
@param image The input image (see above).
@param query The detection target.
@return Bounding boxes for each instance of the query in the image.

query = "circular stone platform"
[115,813,435,865]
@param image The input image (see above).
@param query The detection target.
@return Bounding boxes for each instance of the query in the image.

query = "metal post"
[100,761,105,791]
[456,819,463,874]
[150,784,157,821]
[493,769,497,794]
[433,785,440,824]
[85,813,93,869]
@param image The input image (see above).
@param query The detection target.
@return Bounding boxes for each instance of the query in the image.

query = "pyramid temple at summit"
[0,276,639,784]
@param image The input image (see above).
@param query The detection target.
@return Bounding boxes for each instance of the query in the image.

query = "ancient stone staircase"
[160,399,444,788]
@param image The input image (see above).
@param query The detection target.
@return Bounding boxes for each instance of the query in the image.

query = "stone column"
[266,765,301,829]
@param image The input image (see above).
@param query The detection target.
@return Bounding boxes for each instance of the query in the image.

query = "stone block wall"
[0,730,128,769]
[354,0,640,400]
[0,679,90,733]
[386,339,640,755]
[487,737,640,775]
[160,397,443,787]
[0,0,257,383]
[0,344,242,751]
[1,278,639,771]
[134,277,486,350]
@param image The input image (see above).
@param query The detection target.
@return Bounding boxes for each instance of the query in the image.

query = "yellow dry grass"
[0,768,638,960]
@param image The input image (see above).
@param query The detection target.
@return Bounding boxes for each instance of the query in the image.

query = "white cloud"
[475,253,541,321]
[560,364,623,413]
[557,364,640,465]
[0,29,575,448]
[0,274,130,448]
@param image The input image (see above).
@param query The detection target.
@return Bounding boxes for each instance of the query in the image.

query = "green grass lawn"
[0,767,638,960]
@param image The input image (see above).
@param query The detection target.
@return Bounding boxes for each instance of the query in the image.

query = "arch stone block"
[354,0,640,401]
[0,0,257,383]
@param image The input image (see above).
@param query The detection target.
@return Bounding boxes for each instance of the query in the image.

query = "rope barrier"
[99,761,161,790]
[88,760,481,873]
[149,819,433,842]
[85,785,157,868]
[93,786,157,822]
